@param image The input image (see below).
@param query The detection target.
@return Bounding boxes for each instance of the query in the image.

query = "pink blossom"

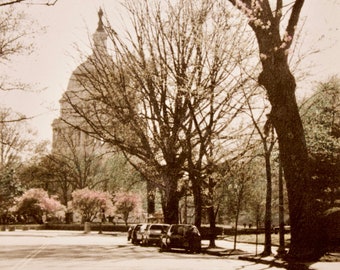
[113,191,143,225]
[13,188,66,220]
[71,188,115,222]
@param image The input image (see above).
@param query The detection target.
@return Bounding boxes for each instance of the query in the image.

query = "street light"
[98,208,104,234]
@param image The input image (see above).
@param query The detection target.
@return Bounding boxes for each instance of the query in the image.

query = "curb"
[202,247,252,257]
[238,255,289,268]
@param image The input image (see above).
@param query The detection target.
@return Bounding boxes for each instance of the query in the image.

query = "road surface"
[0,230,338,270]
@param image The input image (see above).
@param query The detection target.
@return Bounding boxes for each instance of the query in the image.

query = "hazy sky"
[0,0,339,145]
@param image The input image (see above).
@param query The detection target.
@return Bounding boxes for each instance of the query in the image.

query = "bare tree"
[51,128,114,191]
[0,1,57,127]
[242,89,278,255]
[222,160,254,250]
[181,5,258,229]
[0,108,36,168]
[63,0,252,223]
[0,7,34,92]
[0,1,57,82]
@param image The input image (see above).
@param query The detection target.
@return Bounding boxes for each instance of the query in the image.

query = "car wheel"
[142,238,148,247]
[160,242,169,252]
[194,246,201,254]
[159,242,165,252]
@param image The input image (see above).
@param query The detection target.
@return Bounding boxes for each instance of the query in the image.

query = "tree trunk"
[162,174,180,224]
[146,179,156,216]
[277,155,286,256]
[262,152,272,256]
[208,205,216,248]
[259,55,324,260]
[233,208,240,250]
[226,0,324,260]
[191,176,202,228]
[163,193,179,224]
[208,176,216,248]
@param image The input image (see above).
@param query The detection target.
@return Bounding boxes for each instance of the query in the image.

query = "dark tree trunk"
[233,207,240,250]
[191,176,202,228]
[163,193,179,224]
[208,176,216,248]
[262,152,272,256]
[277,156,286,256]
[208,205,216,248]
[259,54,324,260]
[162,174,180,224]
[61,183,69,206]
[146,179,156,216]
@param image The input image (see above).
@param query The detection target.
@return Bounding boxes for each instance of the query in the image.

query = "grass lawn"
[224,233,340,262]
[223,233,290,247]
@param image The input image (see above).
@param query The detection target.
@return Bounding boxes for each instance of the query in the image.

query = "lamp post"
[98,209,104,234]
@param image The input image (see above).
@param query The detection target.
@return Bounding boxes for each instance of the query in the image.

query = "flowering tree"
[13,188,65,224]
[227,0,324,260]
[113,191,142,226]
[71,188,114,223]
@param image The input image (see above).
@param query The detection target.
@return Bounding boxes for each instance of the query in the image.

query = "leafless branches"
[62,0,263,223]
[0,0,58,7]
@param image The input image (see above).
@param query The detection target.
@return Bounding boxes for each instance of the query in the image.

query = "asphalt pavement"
[0,229,338,270]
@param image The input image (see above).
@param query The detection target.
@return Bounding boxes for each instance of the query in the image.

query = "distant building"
[50,9,115,200]
[51,9,147,216]
[52,8,110,155]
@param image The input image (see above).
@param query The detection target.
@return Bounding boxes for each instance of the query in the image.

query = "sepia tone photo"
[0,0,339,269]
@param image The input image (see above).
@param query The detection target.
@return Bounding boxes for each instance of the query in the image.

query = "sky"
[0,0,339,146]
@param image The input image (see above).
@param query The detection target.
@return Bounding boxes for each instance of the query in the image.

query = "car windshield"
[170,225,200,235]
[170,225,186,234]
[140,224,149,231]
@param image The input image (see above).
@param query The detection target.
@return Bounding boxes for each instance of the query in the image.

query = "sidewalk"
[203,238,340,270]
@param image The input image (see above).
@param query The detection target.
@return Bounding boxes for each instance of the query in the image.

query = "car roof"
[149,223,169,228]
[170,224,195,227]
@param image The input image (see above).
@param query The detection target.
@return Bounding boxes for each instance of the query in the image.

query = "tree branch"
[285,0,305,49]
[0,0,58,6]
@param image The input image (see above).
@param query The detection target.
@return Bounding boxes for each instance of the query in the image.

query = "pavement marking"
[10,242,49,270]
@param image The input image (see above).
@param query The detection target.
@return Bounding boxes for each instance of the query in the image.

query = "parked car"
[141,223,170,246]
[127,225,136,241]
[132,223,149,245]
[130,224,142,244]
[160,224,201,253]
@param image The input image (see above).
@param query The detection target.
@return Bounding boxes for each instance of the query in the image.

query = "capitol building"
[52,9,110,156]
